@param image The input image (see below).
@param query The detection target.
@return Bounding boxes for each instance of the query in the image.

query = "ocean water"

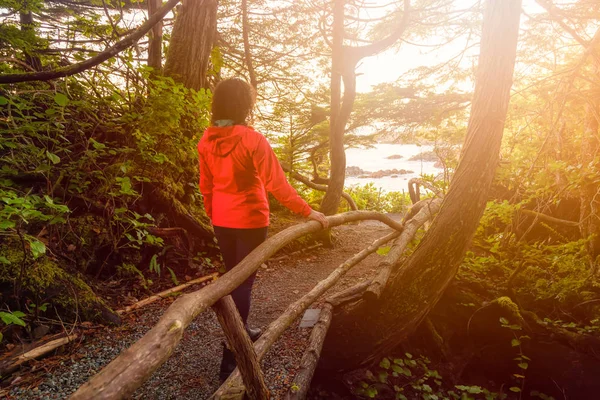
[344,143,442,192]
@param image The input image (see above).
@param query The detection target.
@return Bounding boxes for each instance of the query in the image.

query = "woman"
[197,78,328,382]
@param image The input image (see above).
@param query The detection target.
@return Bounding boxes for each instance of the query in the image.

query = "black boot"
[219,344,236,383]
[246,326,262,342]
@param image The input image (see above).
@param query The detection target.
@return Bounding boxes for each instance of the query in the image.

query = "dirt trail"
[6,220,397,400]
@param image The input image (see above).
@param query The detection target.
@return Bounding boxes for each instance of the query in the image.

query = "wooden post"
[285,304,333,400]
[212,296,270,400]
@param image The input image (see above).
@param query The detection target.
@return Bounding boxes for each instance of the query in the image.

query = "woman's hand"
[308,209,329,229]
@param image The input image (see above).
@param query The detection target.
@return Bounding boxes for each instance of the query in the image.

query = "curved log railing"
[71,211,405,400]
[214,196,442,399]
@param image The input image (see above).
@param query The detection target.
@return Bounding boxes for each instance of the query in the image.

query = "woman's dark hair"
[211,78,255,125]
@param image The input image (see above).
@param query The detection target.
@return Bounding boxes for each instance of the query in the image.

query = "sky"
[354,0,547,93]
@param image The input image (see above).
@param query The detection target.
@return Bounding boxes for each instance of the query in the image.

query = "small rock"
[33,324,50,339]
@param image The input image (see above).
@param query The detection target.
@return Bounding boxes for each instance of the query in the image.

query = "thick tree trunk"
[147,0,163,71]
[320,0,522,371]
[320,0,346,215]
[320,1,410,215]
[164,0,217,90]
[20,9,41,71]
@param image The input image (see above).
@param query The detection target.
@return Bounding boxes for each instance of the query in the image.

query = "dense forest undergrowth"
[2,0,600,399]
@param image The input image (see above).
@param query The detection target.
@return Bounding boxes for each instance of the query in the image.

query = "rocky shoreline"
[346,166,414,179]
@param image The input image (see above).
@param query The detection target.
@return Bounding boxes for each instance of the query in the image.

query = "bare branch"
[242,0,258,89]
[348,0,410,59]
[0,0,181,84]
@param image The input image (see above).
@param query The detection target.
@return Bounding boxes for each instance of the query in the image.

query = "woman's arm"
[253,135,328,227]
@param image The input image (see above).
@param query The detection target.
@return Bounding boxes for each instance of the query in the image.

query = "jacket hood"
[201,125,246,157]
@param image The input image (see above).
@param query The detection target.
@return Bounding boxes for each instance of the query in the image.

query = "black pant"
[213,226,268,324]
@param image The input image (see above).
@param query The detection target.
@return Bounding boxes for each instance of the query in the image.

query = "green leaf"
[366,387,377,398]
[168,267,179,286]
[46,151,60,165]
[0,256,10,265]
[0,96,8,105]
[376,246,390,256]
[456,385,483,394]
[117,177,136,195]
[0,220,15,229]
[149,254,160,276]
[89,138,106,150]
[0,311,26,327]
[499,317,509,325]
[518,362,529,370]
[54,93,69,107]
[379,357,391,369]
[23,236,47,259]
[378,371,388,383]
[405,352,412,359]
[0,331,3,342]
[511,339,521,347]
[509,387,521,393]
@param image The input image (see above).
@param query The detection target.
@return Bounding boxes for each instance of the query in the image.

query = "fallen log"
[0,333,79,377]
[364,198,442,301]
[212,296,270,400]
[116,272,219,315]
[70,211,403,400]
[213,230,401,399]
[148,184,214,240]
[285,303,333,400]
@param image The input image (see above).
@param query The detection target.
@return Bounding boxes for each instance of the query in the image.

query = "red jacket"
[198,125,311,228]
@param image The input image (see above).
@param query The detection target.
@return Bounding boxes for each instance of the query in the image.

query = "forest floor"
[3,217,400,400]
